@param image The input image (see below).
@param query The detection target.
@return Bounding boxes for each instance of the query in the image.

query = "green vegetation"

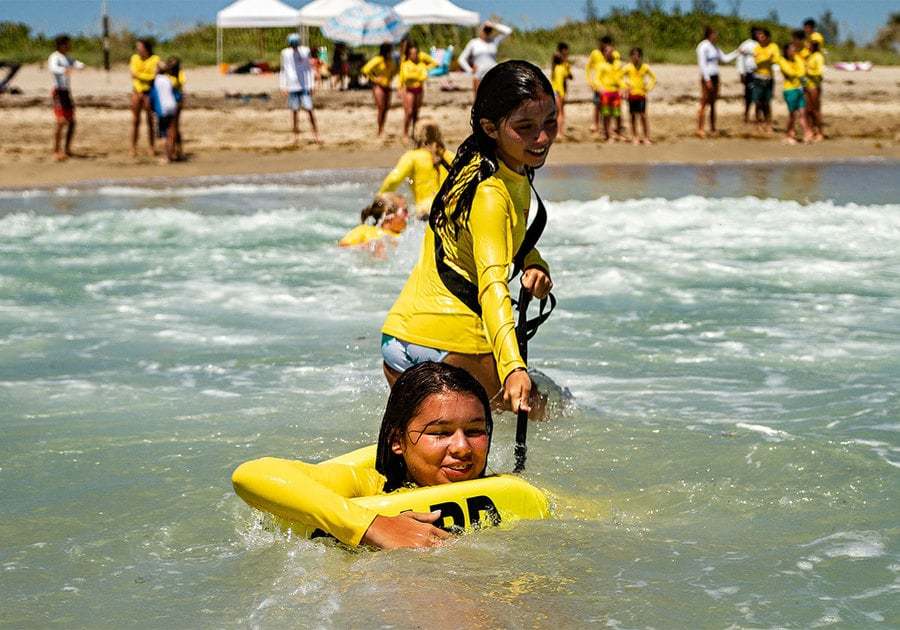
[1,5,898,68]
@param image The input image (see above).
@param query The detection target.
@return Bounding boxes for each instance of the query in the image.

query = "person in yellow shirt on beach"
[622,47,656,145]
[593,44,624,143]
[361,43,398,137]
[397,42,437,143]
[751,29,780,134]
[586,35,620,134]
[129,39,160,157]
[381,60,556,417]
[549,42,572,134]
[379,122,454,220]
[804,40,825,141]
[801,18,826,59]
[775,42,813,144]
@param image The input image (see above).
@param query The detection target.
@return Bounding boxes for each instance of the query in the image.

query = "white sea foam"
[735,423,792,439]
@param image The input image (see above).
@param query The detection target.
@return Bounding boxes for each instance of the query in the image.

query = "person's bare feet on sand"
[642,138,653,145]
[589,124,598,134]
[783,136,798,145]
[632,137,640,145]
[695,129,707,139]
[53,152,67,162]
[130,147,138,158]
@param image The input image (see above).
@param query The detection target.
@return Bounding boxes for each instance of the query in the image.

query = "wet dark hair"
[804,18,816,29]
[360,194,399,224]
[551,52,563,67]
[792,29,805,41]
[137,38,154,55]
[556,41,569,52]
[704,26,716,40]
[761,28,771,38]
[55,34,71,49]
[630,46,643,57]
[600,35,613,45]
[782,42,792,57]
[375,362,493,491]
[166,56,180,77]
[403,41,418,60]
[378,42,392,58]
[430,60,553,236]
[750,24,761,37]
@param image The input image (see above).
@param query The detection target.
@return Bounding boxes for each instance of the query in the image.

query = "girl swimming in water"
[381,60,557,416]
[232,362,492,549]
[338,192,409,252]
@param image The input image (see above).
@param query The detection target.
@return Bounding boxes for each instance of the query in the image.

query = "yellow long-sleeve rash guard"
[398,53,436,88]
[622,62,656,96]
[130,54,160,92]
[776,56,806,91]
[382,160,550,384]
[232,457,384,546]
[378,148,454,216]
[361,55,397,88]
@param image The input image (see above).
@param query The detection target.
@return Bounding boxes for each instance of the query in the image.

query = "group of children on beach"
[48,35,185,163]
[698,18,826,143]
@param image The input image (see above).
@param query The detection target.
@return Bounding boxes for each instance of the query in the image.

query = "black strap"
[431,176,554,319]
[512,286,531,473]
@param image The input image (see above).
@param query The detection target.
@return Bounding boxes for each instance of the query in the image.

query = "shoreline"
[2,139,897,191]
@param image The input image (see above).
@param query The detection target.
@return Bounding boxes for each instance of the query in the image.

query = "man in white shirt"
[736,26,761,123]
[695,26,737,137]
[457,21,512,95]
[279,33,320,144]
[48,34,85,160]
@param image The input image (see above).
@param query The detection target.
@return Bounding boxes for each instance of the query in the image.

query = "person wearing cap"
[279,33,321,144]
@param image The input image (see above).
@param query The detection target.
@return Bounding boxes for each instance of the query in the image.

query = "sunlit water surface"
[1,162,898,627]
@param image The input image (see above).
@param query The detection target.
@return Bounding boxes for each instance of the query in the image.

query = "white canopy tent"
[297,0,367,27]
[216,0,302,65]
[392,0,479,26]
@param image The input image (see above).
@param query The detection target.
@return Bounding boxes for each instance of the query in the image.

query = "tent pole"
[216,27,222,68]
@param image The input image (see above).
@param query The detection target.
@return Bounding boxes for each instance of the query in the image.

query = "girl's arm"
[232,457,381,546]
[457,40,475,74]
[645,66,657,92]
[360,56,381,80]
[378,151,416,193]
[469,184,526,383]
[491,22,513,44]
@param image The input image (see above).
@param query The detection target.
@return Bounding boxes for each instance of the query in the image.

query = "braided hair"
[430,60,553,238]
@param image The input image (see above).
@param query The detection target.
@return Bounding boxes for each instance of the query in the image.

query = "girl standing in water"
[381,60,557,416]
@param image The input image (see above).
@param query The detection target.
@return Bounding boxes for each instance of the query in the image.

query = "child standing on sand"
[150,60,178,163]
[775,42,813,144]
[751,29,779,135]
[129,39,160,157]
[622,47,656,144]
[48,34,84,161]
[167,56,186,160]
[594,43,623,143]
[550,42,571,134]
[804,41,825,141]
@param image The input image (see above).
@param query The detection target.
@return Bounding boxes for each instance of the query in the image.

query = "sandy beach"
[2,60,899,188]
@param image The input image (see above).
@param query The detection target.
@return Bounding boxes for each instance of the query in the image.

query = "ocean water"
[1,162,898,628]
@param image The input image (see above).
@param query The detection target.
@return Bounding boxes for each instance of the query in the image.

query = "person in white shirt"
[279,33,320,144]
[736,26,761,123]
[457,21,512,95]
[696,26,737,138]
[48,35,85,161]
[150,61,178,163]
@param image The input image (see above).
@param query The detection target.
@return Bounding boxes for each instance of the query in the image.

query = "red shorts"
[405,85,423,95]
[600,91,621,108]
[52,88,75,122]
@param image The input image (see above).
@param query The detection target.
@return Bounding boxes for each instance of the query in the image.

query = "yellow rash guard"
[361,55,397,88]
[382,160,550,384]
[594,57,623,92]
[398,53,436,89]
[776,56,806,91]
[550,61,572,98]
[805,51,824,83]
[232,457,384,546]
[379,148,455,218]
[338,224,401,247]
[586,48,621,91]
[622,62,656,96]
[753,43,780,78]
[800,31,825,59]
[130,54,160,93]
[169,69,186,91]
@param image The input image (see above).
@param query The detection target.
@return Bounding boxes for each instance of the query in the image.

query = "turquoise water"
[2,162,898,627]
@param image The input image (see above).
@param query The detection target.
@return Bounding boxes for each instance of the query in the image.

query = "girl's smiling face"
[391,391,489,486]
[481,92,558,173]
